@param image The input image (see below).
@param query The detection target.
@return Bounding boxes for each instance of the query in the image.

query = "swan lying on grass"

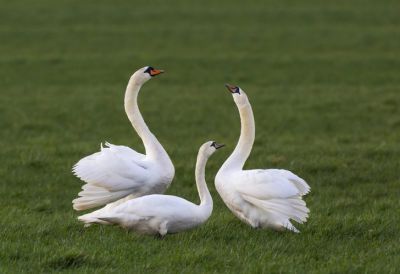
[72,66,175,211]
[78,141,223,236]
[215,84,310,233]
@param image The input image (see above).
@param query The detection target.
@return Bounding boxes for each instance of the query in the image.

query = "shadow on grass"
[46,252,101,271]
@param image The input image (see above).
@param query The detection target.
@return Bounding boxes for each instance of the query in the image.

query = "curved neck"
[222,103,255,170]
[195,150,213,212]
[124,77,168,160]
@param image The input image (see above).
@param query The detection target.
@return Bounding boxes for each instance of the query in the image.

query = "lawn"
[1,0,399,273]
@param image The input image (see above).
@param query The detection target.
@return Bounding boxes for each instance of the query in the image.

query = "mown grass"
[1,0,399,273]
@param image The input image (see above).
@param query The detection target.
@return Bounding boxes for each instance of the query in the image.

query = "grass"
[1,0,400,273]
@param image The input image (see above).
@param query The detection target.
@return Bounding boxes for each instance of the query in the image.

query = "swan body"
[215,84,310,233]
[78,141,223,236]
[72,66,174,211]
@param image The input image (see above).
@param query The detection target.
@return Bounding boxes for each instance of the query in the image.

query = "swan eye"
[225,83,240,94]
[210,142,225,149]
[144,66,154,75]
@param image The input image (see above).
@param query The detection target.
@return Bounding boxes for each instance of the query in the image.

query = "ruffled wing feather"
[72,142,150,210]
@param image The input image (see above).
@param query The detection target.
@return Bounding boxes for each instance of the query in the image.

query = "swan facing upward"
[78,141,223,236]
[215,84,310,233]
[72,66,175,211]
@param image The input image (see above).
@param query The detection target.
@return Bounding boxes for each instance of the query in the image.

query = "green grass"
[1,0,400,273]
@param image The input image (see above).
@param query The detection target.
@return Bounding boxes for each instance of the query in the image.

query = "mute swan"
[78,141,223,236]
[215,84,310,233]
[72,66,175,211]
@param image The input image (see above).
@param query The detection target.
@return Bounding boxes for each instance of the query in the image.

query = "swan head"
[131,66,164,85]
[225,83,248,107]
[200,141,225,157]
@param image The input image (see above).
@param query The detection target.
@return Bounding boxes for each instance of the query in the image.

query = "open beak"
[150,68,164,76]
[214,143,225,149]
[225,83,239,94]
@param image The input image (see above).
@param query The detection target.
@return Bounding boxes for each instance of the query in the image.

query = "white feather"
[72,67,174,211]
[215,86,311,232]
[78,141,219,236]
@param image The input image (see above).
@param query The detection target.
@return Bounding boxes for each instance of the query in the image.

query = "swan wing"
[235,170,298,199]
[72,142,151,210]
[271,169,310,195]
[116,195,196,217]
[78,195,197,234]
[102,142,145,162]
[235,169,310,229]
[235,169,310,199]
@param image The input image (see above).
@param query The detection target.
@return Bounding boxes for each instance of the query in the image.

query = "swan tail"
[72,186,131,211]
[78,210,114,226]
[86,214,146,228]
[241,194,309,232]
[97,216,124,224]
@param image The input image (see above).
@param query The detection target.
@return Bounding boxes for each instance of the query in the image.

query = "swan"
[215,84,310,233]
[77,141,223,236]
[72,66,175,211]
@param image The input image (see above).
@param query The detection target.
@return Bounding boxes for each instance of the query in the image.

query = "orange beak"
[150,68,164,76]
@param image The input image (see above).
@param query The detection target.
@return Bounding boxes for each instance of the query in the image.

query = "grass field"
[1,0,400,273]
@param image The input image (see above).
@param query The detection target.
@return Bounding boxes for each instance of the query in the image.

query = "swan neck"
[124,77,167,160]
[195,150,213,213]
[223,103,255,170]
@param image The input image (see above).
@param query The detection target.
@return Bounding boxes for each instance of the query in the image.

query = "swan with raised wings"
[72,66,174,211]
[215,84,310,233]
[78,141,223,236]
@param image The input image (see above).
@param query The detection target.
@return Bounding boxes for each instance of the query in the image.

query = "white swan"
[72,66,175,211]
[215,84,310,233]
[78,141,223,236]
